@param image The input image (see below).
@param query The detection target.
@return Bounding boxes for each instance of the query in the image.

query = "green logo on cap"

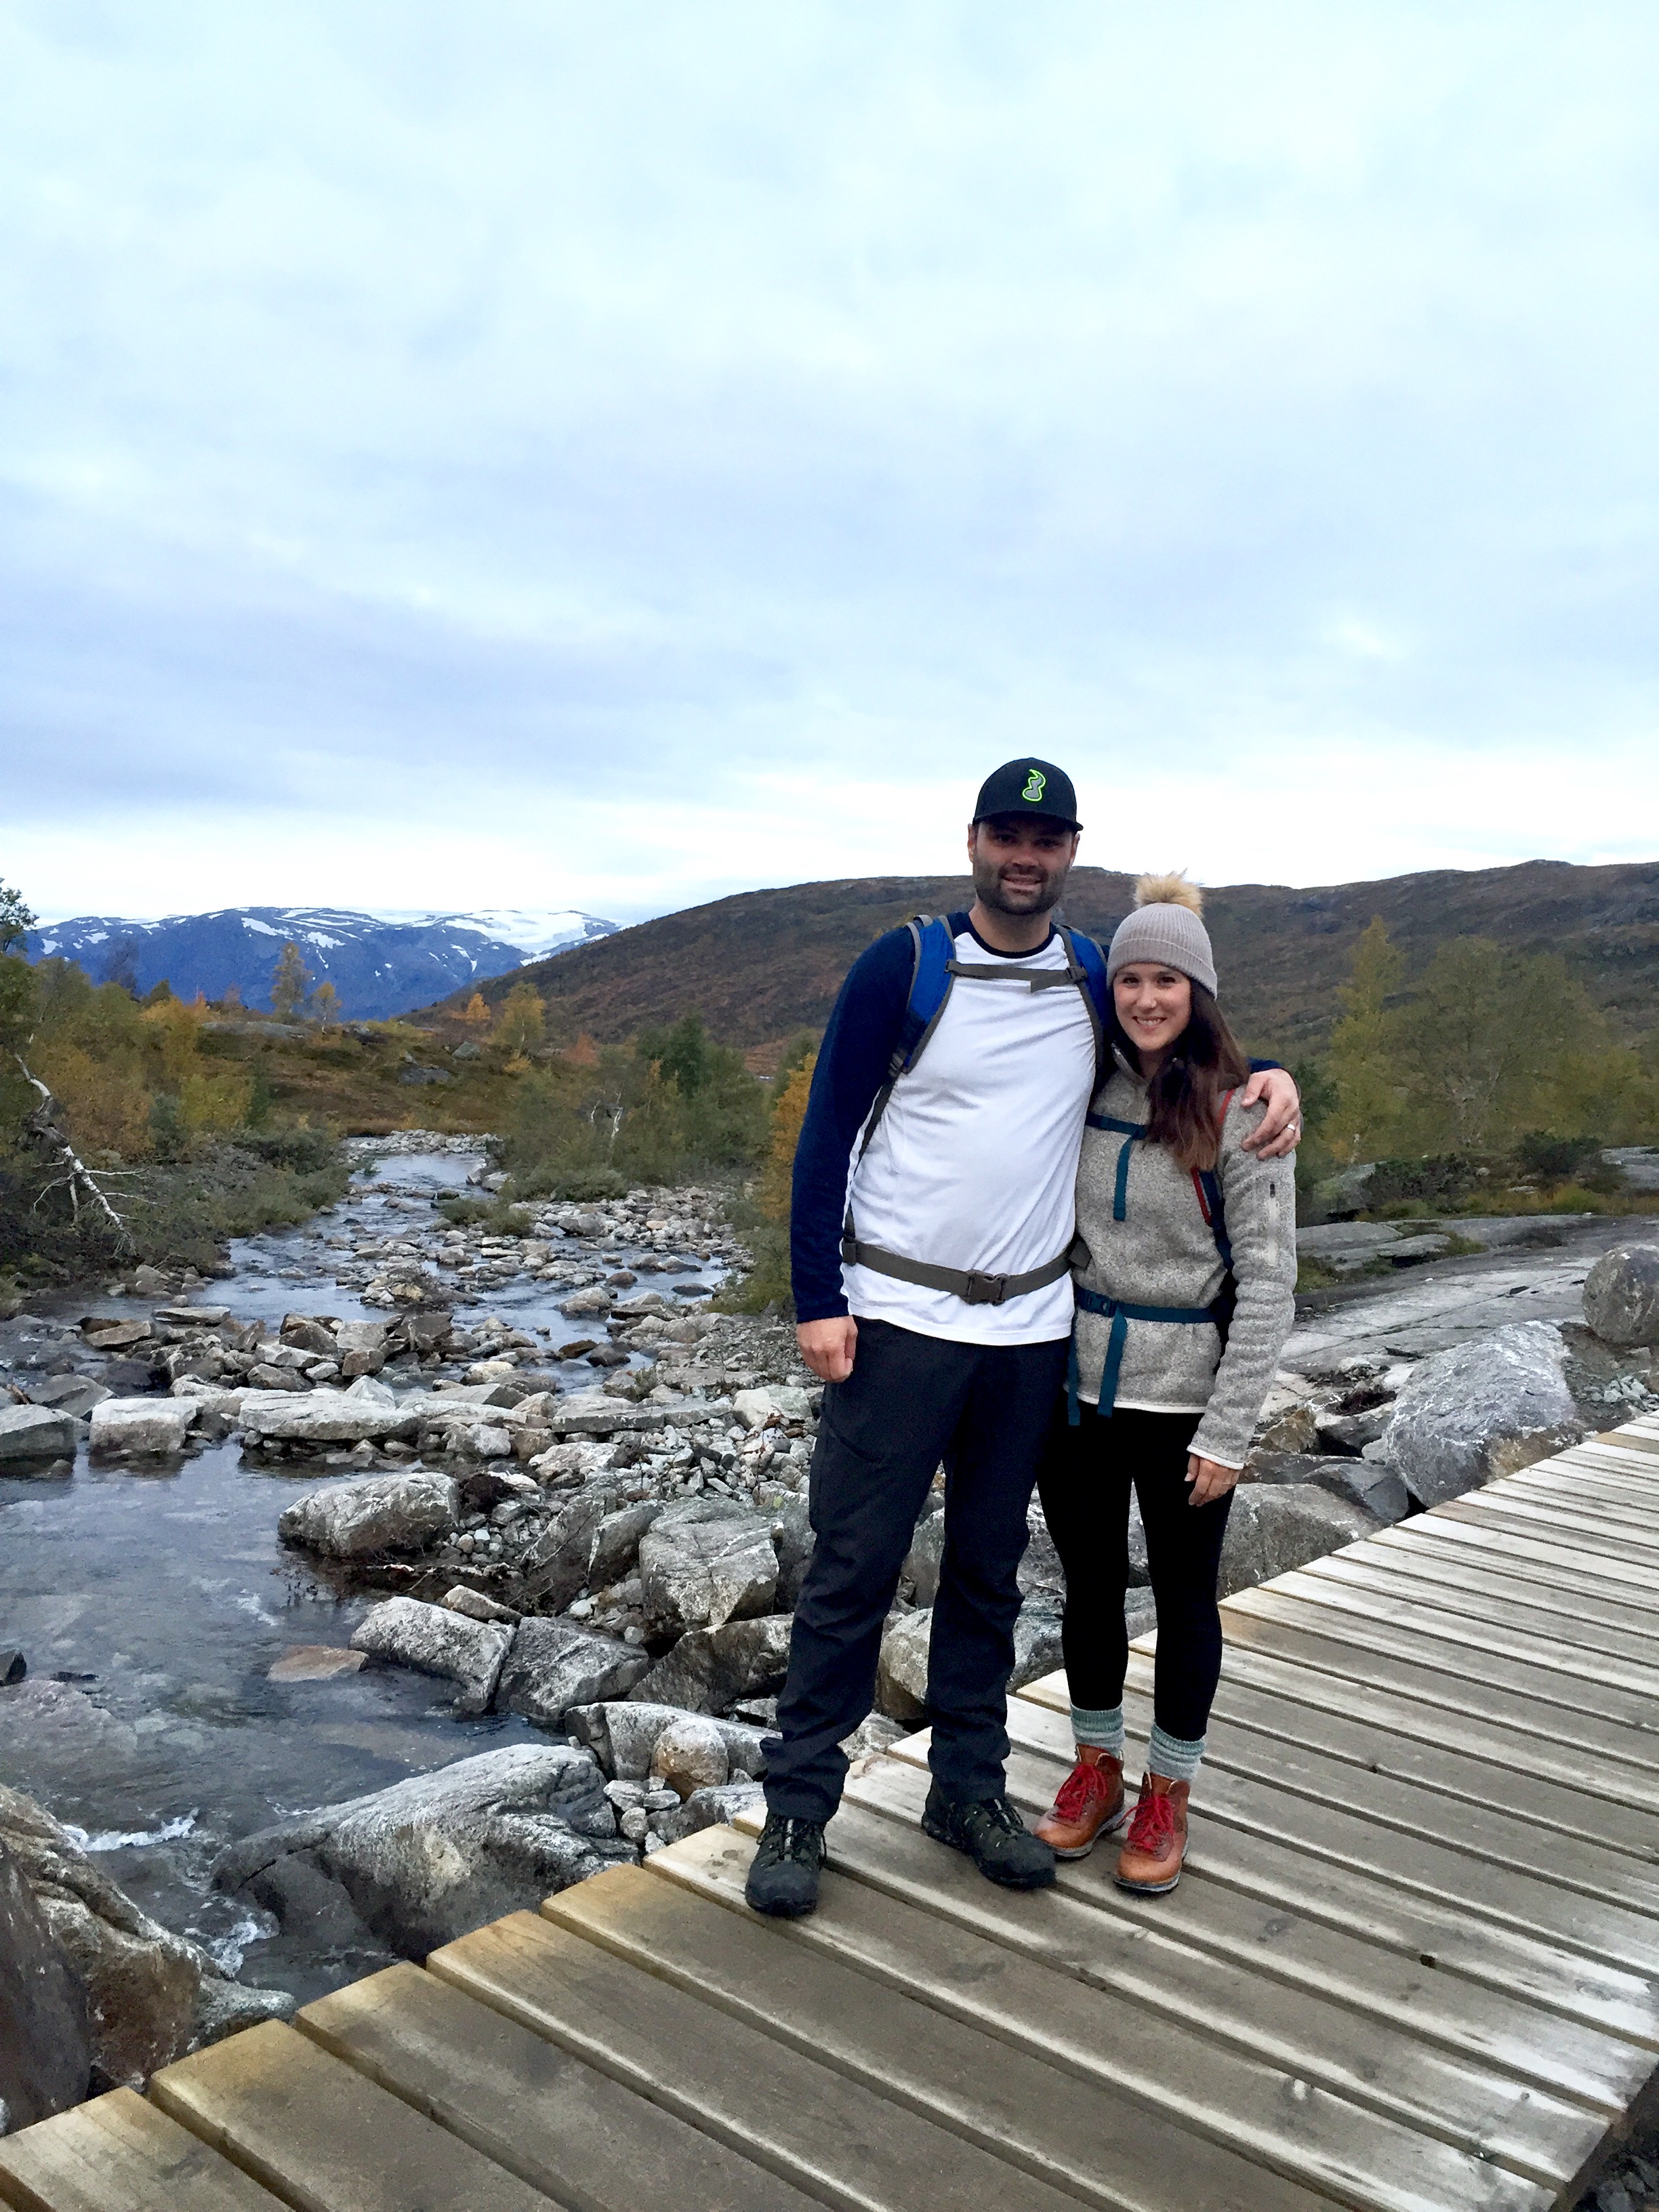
[1021,769,1046,803]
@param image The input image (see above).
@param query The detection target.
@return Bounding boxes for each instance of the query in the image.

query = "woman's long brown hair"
[1109,982,1251,1171]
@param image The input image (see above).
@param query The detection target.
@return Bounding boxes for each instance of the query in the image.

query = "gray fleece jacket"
[1071,1063,1298,1469]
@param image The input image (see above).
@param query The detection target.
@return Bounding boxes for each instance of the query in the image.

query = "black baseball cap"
[972,758,1080,830]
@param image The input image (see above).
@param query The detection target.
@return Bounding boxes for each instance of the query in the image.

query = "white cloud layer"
[2,1,1655,921]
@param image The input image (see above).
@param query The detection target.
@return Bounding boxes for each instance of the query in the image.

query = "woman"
[1034,873,1296,1894]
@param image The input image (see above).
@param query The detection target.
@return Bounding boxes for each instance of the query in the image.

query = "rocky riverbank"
[3,1128,1658,2131]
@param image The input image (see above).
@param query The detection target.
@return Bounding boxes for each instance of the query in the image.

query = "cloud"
[1,1,1656,922]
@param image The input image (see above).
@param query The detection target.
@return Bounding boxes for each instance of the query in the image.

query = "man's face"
[968,814,1080,917]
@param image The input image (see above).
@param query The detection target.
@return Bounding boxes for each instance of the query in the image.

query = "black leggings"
[1037,1401,1233,1742]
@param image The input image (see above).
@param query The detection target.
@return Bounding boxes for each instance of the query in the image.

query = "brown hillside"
[432,858,1659,1063]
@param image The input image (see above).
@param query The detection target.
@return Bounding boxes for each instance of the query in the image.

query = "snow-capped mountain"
[24,906,619,1022]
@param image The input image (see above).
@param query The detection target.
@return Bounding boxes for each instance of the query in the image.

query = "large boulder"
[770,1496,817,1610]
[1383,1323,1586,1507]
[877,1610,932,1723]
[1219,1488,1380,1598]
[350,1598,510,1715]
[628,1615,792,1714]
[0,1832,89,2129]
[0,1405,77,1465]
[652,1714,729,1799]
[278,1471,458,1559]
[904,1511,945,1607]
[1010,1600,1065,1692]
[638,1507,779,1634]
[0,1784,289,2092]
[495,1618,649,1727]
[239,1376,419,1446]
[88,1398,197,1456]
[588,1500,663,1589]
[1246,1451,1410,1523]
[1583,1244,1659,1349]
[211,1745,630,1959]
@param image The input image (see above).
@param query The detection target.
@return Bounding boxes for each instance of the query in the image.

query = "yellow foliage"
[760,1054,816,1223]
[494,981,546,1059]
[142,995,208,1084]
[32,1041,152,1159]
[460,993,491,1028]
[567,1031,599,1068]
[178,1066,254,1133]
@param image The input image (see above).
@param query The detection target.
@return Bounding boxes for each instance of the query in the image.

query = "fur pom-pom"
[1133,869,1204,915]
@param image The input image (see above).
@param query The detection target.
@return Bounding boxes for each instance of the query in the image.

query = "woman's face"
[1114,964,1192,1064]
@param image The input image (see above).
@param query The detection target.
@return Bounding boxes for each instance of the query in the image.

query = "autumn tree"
[310,980,341,1028]
[459,993,491,1029]
[1326,918,1406,1162]
[493,981,546,1061]
[270,943,312,1019]
[760,1052,816,1222]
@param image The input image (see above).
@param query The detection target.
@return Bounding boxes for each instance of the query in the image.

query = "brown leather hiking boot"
[1114,1772,1189,1894]
[1035,1747,1129,1860]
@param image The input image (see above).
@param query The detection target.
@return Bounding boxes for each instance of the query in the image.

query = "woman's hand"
[1186,1454,1240,1507]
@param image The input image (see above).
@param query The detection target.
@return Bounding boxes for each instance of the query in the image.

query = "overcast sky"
[4,2,1656,925]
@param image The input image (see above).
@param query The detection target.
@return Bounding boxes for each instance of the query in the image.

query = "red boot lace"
[1052,1759,1114,1822]
[1124,1788,1176,1855]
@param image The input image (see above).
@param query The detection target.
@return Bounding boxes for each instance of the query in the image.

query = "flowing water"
[0,1151,727,2002]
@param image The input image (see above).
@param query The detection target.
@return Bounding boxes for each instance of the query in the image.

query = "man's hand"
[1238,1066,1301,1159]
[1186,1454,1240,1507]
[798,1316,857,1384]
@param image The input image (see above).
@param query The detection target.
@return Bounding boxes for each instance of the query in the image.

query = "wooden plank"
[1118,1639,1659,1818]
[836,1750,1659,2051]
[297,1960,821,2212]
[1488,1471,1659,1528]
[1374,1515,1659,1610]
[1298,1551,1659,1674]
[0,2091,282,2212]
[1528,1448,1659,1494]
[712,1787,1650,2119]
[550,1858,1369,2212]
[148,2019,553,2212]
[1117,1647,1659,1856]
[1210,1603,1659,1780]
[1223,1583,1659,1726]
[634,1821,1615,2203]
[1314,1539,1659,1656]
[429,1904,1093,2212]
[987,1700,1659,1981]
[1233,1570,1659,1702]
[1435,1492,1659,1565]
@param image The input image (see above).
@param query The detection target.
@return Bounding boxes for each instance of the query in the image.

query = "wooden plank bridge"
[5,1412,1659,2212]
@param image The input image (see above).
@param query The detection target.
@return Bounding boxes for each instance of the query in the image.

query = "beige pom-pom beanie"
[1105,873,1218,998]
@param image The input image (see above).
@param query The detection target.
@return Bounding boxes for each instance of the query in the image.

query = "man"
[746,759,1300,1917]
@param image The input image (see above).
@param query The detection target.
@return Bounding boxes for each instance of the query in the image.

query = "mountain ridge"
[428,857,1659,1061]
[24,905,617,1022]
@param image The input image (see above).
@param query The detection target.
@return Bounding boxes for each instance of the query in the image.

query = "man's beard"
[972,853,1071,917]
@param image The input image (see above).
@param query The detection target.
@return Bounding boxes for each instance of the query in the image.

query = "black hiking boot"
[745,1814,827,1918]
[922,1781,1056,1891]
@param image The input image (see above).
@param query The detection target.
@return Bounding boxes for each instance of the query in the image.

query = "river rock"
[268,1646,366,1683]
[26,1376,111,1420]
[495,1618,649,1727]
[628,1615,792,1713]
[0,1833,89,2129]
[638,1507,779,1634]
[1010,1599,1064,1691]
[588,1500,663,1588]
[560,1287,613,1319]
[88,1398,197,1456]
[770,1496,816,1610]
[279,1315,337,1355]
[238,1376,418,1446]
[279,1471,457,1559]
[0,1784,289,2092]
[82,1319,152,1353]
[518,1484,617,1611]
[350,1598,511,1715]
[1218,1488,1380,1598]
[1384,1323,1586,1507]
[549,1393,674,1437]
[0,1406,79,1465]
[212,1744,628,1959]
[1582,1244,1659,1349]
[566,1702,770,1780]
[653,1714,729,1799]
[877,1610,931,1722]
[651,1780,766,1845]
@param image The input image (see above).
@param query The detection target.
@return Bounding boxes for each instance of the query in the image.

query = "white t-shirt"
[841,924,1097,1346]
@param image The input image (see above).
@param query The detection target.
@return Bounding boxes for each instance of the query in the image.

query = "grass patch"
[712,1189,791,1315]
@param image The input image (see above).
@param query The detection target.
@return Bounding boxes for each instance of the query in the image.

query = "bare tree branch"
[14,1055,134,1249]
